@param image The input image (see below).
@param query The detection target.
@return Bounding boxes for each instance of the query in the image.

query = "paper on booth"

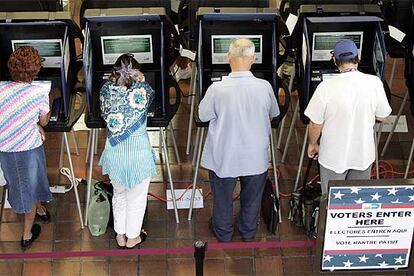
[388,25,406,43]
[286,14,298,36]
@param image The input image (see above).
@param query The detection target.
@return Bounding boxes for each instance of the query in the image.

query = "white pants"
[112,177,150,239]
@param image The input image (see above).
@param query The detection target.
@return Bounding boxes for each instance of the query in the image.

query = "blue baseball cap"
[332,39,358,60]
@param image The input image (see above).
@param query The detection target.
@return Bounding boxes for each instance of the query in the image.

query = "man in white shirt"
[305,39,392,194]
[199,38,279,242]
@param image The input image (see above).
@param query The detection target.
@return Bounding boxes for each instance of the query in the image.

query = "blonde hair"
[228,38,255,58]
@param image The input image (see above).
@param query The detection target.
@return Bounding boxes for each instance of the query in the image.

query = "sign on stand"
[316,179,414,274]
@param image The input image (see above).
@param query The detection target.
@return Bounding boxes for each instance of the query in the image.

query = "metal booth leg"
[281,101,300,163]
[294,125,309,191]
[404,136,414,179]
[374,123,383,180]
[71,129,80,156]
[0,187,6,230]
[169,123,181,165]
[186,64,197,155]
[270,130,282,223]
[192,128,201,166]
[188,128,205,220]
[85,129,92,163]
[63,132,84,229]
[160,127,180,223]
[59,134,65,169]
[84,128,97,226]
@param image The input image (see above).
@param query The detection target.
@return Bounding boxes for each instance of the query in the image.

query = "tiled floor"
[1,57,413,276]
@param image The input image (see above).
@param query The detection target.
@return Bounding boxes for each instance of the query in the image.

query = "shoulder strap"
[302,158,314,190]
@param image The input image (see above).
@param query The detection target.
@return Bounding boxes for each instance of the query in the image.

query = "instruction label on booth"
[322,185,414,271]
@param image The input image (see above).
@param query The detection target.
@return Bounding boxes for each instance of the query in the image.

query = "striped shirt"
[0,81,49,152]
[99,120,156,189]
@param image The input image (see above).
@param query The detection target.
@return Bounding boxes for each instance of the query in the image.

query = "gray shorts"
[319,164,372,194]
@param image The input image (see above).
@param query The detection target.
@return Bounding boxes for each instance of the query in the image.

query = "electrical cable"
[59,167,82,193]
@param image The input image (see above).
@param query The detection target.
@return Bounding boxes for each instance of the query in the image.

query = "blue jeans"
[209,170,267,242]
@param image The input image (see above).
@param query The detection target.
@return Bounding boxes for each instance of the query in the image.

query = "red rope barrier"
[0,239,316,260]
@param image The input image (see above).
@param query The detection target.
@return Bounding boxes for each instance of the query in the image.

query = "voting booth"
[287,4,388,190]
[179,0,270,50]
[0,0,64,12]
[296,4,387,124]
[0,11,84,132]
[82,7,181,224]
[0,7,86,228]
[187,8,290,221]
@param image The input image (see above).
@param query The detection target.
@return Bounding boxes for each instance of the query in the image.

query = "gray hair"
[228,38,255,58]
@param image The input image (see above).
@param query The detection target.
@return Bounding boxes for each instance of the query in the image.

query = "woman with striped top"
[99,54,156,249]
[0,47,58,250]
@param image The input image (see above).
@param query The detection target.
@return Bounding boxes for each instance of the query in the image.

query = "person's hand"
[136,70,145,82]
[307,143,319,160]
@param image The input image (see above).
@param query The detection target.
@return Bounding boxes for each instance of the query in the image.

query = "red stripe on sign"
[0,240,316,260]
[381,204,414,209]
[324,248,409,254]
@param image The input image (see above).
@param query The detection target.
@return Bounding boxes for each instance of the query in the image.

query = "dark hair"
[8,46,42,83]
[335,56,359,67]
[109,54,141,88]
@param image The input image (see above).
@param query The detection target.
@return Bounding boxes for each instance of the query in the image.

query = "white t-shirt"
[304,70,392,173]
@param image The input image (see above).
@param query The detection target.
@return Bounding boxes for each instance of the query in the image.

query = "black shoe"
[35,209,51,224]
[21,224,41,251]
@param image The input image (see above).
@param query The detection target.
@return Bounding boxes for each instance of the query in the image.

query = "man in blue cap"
[304,39,392,194]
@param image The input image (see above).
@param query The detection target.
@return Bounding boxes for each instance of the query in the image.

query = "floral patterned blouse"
[100,80,154,146]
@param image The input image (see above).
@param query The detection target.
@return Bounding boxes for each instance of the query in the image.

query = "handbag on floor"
[288,158,321,238]
[261,177,279,234]
[88,180,112,236]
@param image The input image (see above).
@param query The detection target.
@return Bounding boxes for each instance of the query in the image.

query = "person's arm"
[38,88,60,127]
[375,80,392,122]
[308,121,323,159]
[304,87,326,159]
[199,86,216,122]
[268,84,280,119]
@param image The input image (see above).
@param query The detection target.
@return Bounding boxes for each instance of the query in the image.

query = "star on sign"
[333,191,345,199]
[358,255,369,263]
[394,256,405,264]
[350,187,361,194]
[408,195,414,202]
[375,254,383,258]
[378,261,389,267]
[323,255,333,262]
[405,186,414,190]
[391,199,401,204]
[388,187,398,195]
[343,260,353,267]
[371,193,381,201]
[355,198,366,204]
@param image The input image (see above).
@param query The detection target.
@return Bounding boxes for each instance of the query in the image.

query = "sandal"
[126,230,147,249]
[116,234,126,249]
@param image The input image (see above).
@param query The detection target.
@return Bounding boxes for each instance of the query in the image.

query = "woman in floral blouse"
[99,54,156,249]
